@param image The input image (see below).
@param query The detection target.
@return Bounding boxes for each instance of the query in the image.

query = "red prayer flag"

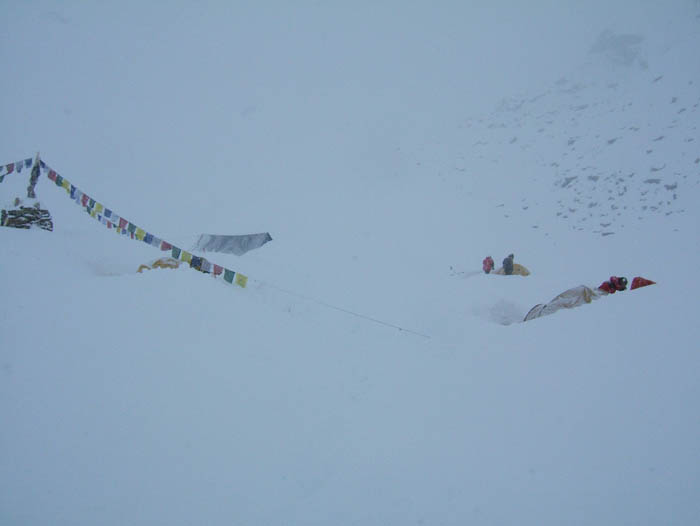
[81,194,89,207]
[119,218,127,230]
[6,163,14,174]
[160,241,172,251]
[47,169,56,181]
[213,264,223,276]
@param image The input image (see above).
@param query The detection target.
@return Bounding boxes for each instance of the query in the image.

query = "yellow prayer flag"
[95,203,104,213]
[180,251,192,264]
[90,209,97,218]
[235,273,248,288]
[62,179,70,192]
[135,228,146,240]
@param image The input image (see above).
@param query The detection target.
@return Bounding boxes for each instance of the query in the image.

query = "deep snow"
[2,2,700,525]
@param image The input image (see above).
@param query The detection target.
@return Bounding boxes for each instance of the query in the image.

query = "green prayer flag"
[224,269,235,283]
[171,247,181,259]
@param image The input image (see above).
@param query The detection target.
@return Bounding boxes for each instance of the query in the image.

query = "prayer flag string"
[35,160,248,288]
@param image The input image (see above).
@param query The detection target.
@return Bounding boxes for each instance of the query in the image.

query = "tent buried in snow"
[523,285,605,322]
[523,277,656,322]
[493,263,530,276]
[194,232,272,256]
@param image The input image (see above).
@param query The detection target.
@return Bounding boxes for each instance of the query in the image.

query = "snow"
[2,2,700,525]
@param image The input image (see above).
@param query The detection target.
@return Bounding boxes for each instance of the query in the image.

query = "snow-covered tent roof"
[523,285,606,322]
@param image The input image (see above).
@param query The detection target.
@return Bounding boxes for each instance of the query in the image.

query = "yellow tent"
[493,263,530,276]
[137,256,180,273]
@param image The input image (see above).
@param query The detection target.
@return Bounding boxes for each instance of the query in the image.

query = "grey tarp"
[523,285,608,322]
[194,232,272,256]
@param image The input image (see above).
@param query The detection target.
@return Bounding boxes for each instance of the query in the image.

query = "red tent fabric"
[630,277,656,290]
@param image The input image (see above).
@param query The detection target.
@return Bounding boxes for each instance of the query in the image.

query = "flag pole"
[27,151,41,199]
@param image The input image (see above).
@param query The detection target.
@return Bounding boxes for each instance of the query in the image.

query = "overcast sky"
[1,1,695,231]
[3,2,685,158]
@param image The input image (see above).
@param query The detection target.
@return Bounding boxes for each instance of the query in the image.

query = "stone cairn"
[1,157,54,232]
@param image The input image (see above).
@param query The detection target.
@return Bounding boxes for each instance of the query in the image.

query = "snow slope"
[2,3,700,525]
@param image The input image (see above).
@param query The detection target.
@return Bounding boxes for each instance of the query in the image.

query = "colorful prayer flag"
[13,159,255,290]
[235,273,248,288]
